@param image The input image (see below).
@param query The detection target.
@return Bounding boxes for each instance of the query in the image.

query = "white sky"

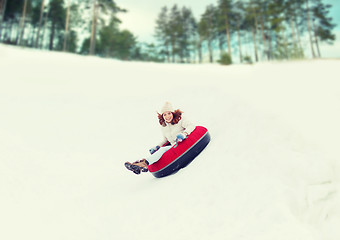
[116,0,340,58]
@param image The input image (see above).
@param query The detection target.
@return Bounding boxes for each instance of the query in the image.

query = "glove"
[176,133,187,143]
[149,145,160,155]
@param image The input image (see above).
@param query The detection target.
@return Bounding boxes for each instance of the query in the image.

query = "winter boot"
[124,159,149,175]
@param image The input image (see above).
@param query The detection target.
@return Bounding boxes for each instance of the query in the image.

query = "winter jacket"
[158,116,196,147]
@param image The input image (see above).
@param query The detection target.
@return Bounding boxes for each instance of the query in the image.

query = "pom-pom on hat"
[161,102,174,114]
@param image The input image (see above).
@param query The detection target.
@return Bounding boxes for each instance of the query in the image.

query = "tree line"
[0,0,336,63]
[0,0,150,60]
[155,0,336,63]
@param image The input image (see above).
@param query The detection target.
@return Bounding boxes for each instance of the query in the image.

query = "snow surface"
[1,44,340,240]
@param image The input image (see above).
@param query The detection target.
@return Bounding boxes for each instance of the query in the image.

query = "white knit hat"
[161,102,174,114]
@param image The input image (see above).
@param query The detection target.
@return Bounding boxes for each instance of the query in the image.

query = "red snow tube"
[148,126,211,178]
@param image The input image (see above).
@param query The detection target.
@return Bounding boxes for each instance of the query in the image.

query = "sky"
[116,0,340,58]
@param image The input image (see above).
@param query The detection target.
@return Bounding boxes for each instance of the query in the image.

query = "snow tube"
[148,126,210,178]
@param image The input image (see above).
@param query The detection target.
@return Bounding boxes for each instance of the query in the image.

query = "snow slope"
[1,44,339,240]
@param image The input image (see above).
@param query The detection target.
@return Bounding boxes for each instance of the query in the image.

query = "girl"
[125,102,195,175]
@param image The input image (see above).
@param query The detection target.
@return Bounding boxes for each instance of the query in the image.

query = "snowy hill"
[1,44,339,240]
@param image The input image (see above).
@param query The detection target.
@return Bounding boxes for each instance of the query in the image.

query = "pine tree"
[18,0,29,45]
[48,0,65,50]
[311,0,336,57]
[168,5,181,62]
[199,5,218,63]
[96,17,136,59]
[305,0,316,57]
[89,0,125,55]
[178,7,196,63]
[34,0,45,48]
[284,0,304,59]
[267,0,287,59]
[233,0,245,63]
[63,0,71,51]
[0,0,8,39]
[217,0,233,57]
[155,6,170,62]
[244,1,259,61]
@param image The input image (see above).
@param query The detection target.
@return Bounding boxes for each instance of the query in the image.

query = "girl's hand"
[149,145,160,155]
[176,133,187,143]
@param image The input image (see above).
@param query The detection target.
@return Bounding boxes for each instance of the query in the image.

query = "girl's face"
[163,111,173,123]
